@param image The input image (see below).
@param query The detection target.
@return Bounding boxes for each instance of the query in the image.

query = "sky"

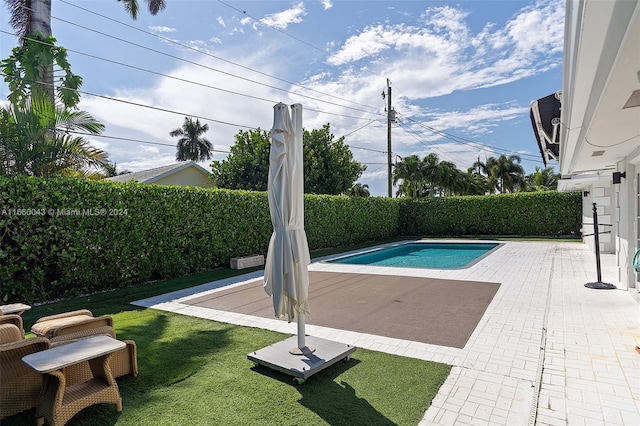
[0,0,565,196]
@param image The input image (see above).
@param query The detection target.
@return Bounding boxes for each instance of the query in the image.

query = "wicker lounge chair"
[0,314,25,338]
[32,310,138,380]
[0,324,50,421]
[30,309,108,339]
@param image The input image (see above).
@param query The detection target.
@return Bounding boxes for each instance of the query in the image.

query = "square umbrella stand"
[247,335,356,384]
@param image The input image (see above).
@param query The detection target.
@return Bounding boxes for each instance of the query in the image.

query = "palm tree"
[117,0,167,20]
[1,93,109,177]
[4,0,54,102]
[435,160,461,196]
[473,155,525,193]
[4,0,166,33]
[525,167,559,191]
[170,117,213,162]
[461,172,490,195]
[492,154,525,193]
[393,154,423,198]
[3,0,166,103]
[421,153,440,197]
[345,183,370,197]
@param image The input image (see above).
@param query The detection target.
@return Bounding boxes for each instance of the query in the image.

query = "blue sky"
[0,0,564,196]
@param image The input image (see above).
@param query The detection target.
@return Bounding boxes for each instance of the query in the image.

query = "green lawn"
[7,241,451,426]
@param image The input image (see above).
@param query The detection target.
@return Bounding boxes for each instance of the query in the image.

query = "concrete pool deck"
[133,240,640,425]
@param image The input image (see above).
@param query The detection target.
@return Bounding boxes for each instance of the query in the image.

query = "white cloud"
[259,2,306,29]
[321,0,333,11]
[149,26,177,33]
[67,0,561,195]
[77,45,295,173]
[326,1,564,100]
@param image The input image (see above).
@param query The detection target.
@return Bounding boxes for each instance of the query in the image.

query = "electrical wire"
[394,119,472,167]
[216,0,390,83]
[395,110,544,164]
[0,71,258,129]
[36,6,381,117]
[58,0,379,114]
[70,131,231,153]
[1,29,381,122]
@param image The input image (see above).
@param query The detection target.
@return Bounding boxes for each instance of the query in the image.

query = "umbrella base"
[248,335,356,384]
[584,281,617,290]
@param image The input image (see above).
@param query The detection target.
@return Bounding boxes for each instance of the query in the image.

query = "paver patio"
[134,241,640,425]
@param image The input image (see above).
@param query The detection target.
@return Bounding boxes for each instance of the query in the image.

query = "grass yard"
[6,241,452,426]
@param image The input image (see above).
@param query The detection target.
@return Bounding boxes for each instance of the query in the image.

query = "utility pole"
[386,79,393,198]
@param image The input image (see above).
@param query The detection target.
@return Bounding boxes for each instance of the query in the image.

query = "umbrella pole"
[297,314,305,349]
[290,313,315,355]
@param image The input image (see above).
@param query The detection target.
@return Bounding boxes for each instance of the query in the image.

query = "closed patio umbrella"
[263,102,312,353]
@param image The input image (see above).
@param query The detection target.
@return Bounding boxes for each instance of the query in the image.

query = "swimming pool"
[329,242,502,269]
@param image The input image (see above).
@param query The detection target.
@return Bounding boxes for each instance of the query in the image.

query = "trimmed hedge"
[398,191,582,236]
[0,177,580,303]
[305,194,400,248]
[0,177,399,303]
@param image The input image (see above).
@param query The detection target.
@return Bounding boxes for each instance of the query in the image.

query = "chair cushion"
[0,324,23,344]
[31,315,94,337]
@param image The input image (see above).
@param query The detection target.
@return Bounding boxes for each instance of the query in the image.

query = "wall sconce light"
[612,171,626,184]
[583,191,590,197]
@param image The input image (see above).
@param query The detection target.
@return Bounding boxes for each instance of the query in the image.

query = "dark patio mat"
[185,271,501,349]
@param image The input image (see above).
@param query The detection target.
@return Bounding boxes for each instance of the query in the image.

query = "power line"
[0,71,257,129]
[3,72,389,158]
[71,131,231,153]
[1,30,379,122]
[395,110,543,163]
[216,0,390,83]
[59,0,379,114]
[39,6,380,117]
[394,119,472,167]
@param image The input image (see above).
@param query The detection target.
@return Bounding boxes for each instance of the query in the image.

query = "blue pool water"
[329,242,501,269]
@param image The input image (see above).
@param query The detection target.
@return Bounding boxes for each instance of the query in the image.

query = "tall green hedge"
[0,177,580,303]
[0,177,399,303]
[398,191,582,236]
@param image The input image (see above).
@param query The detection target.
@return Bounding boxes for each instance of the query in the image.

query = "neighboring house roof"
[105,161,214,188]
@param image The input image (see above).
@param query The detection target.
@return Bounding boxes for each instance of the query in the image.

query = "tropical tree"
[303,124,366,195]
[472,155,525,193]
[492,154,525,193]
[525,166,559,191]
[345,183,370,197]
[435,160,463,196]
[393,154,423,198]
[421,153,441,197]
[170,117,213,162]
[2,33,82,108]
[460,171,490,195]
[95,162,132,179]
[211,129,271,191]
[3,0,166,103]
[1,93,109,177]
[117,0,166,20]
[211,124,366,195]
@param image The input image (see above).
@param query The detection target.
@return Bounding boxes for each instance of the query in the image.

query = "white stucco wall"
[583,177,614,254]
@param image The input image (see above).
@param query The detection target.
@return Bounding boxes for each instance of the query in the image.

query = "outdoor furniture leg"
[35,352,121,426]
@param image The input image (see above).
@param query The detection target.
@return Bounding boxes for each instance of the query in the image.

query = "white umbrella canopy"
[263,103,311,327]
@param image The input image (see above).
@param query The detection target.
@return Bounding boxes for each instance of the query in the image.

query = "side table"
[22,335,126,426]
[0,303,31,315]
